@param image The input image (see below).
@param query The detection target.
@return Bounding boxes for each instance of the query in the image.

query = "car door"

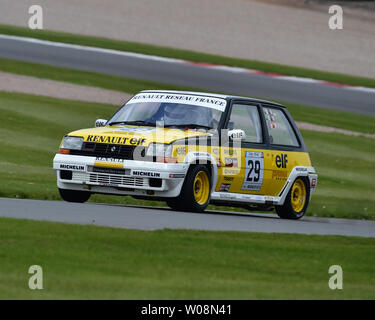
[261,105,306,196]
[215,101,268,195]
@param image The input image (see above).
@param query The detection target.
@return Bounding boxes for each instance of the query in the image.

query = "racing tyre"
[166,198,183,211]
[59,188,91,203]
[167,165,211,213]
[275,177,309,220]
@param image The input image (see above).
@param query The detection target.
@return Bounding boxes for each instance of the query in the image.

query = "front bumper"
[53,154,189,197]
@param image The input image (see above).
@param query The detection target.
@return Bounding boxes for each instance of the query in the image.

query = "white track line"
[0,34,186,63]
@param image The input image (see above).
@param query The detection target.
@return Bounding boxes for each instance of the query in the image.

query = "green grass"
[0,57,196,94]
[286,104,375,135]
[1,57,375,135]
[1,218,374,299]
[1,24,375,88]
[302,131,375,220]
[0,91,374,220]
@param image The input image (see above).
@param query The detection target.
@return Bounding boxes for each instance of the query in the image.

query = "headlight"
[61,136,84,150]
[146,143,172,158]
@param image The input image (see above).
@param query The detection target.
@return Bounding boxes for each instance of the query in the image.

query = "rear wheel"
[275,177,309,220]
[167,165,211,212]
[59,188,91,203]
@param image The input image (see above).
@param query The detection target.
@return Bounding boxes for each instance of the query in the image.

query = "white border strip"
[0,34,186,64]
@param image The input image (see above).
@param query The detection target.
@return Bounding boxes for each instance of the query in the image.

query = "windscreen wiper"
[107,120,156,126]
[164,124,213,130]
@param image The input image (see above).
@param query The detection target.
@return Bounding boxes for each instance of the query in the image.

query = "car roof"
[140,90,286,108]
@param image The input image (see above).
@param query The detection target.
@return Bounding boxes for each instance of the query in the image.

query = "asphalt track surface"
[0,36,375,116]
[1,198,374,238]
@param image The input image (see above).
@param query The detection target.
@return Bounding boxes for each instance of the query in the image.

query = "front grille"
[71,143,139,160]
[92,166,128,175]
[72,172,147,187]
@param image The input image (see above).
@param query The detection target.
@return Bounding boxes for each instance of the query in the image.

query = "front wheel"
[59,188,91,203]
[167,165,211,213]
[275,177,310,220]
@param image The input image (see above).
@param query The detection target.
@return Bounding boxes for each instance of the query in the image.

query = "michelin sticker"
[132,171,161,178]
[242,151,264,191]
[59,164,86,171]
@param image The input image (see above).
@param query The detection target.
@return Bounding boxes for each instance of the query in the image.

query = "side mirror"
[228,129,246,141]
[95,119,107,127]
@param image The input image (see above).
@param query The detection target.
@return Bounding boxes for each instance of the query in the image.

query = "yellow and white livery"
[53,90,317,219]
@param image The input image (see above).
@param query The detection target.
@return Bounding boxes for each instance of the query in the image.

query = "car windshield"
[107,94,225,130]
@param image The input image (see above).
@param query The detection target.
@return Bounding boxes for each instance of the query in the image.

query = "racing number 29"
[246,160,261,182]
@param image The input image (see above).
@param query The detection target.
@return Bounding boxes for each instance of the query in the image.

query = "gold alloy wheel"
[291,179,307,213]
[193,171,210,205]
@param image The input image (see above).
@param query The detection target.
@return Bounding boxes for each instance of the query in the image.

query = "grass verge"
[1,57,375,134]
[1,218,374,299]
[0,91,374,220]
[1,24,375,89]
[0,57,196,94]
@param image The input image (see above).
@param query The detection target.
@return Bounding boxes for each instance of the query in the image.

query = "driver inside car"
[150,103,213,128]
[163,104,197,125]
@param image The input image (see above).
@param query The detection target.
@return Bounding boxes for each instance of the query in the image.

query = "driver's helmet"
[163,104,188,123]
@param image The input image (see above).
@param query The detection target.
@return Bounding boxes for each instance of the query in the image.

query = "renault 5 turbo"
[53,90,317,219]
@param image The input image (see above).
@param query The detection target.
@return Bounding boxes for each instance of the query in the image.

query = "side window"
[228,104,262,143]
[262,107,299,147]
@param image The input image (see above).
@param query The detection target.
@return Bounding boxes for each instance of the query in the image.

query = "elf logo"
[275,154,288,168]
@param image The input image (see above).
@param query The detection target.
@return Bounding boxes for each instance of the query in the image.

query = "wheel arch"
[183,152,218,194]
[277,166,314,205]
